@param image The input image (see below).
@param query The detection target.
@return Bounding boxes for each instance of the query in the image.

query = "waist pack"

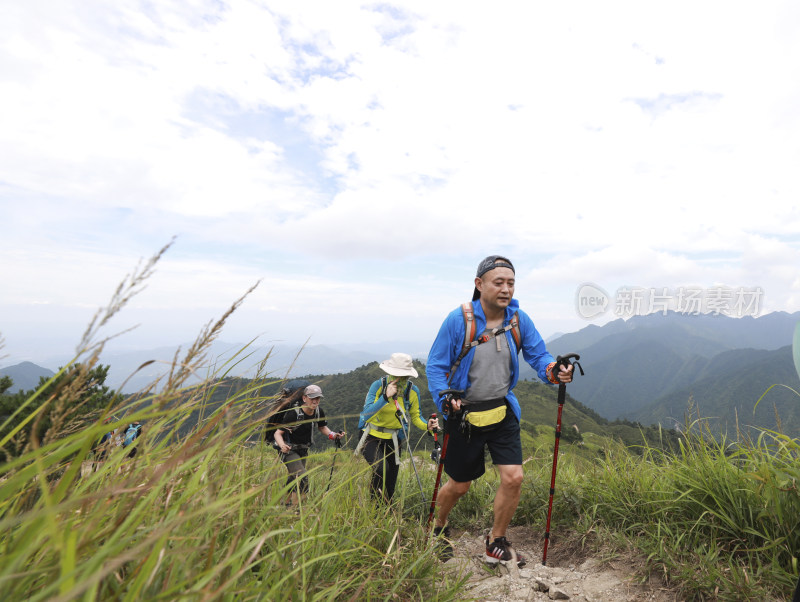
[463,398,507,429]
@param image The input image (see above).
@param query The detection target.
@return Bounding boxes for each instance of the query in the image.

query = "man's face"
[303,394,321,409]
[475,267,515,312]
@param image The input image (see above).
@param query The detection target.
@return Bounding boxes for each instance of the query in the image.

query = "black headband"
[475,255,515,278]
[473,255,515,300]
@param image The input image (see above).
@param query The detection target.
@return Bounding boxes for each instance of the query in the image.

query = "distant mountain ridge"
[7,310,800,437]
[524,310,800,436]
[631,345,800,433]
[18,340,433,394]
[0,362,55,393]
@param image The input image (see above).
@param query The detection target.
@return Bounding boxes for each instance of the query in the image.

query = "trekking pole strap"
[550,353,584,383]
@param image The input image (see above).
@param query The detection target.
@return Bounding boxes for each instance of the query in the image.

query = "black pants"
[361,435,400,502]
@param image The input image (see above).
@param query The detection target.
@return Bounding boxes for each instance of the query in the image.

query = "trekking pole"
[426,391,463,535]
[542,353,584,566]
[324,432,344,493]
[427,413,442,464]
[392,396,427,506]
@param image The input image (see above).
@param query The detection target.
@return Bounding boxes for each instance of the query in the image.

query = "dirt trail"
[442,526,679,601]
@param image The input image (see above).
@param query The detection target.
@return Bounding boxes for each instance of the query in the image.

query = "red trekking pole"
[542,353,583,566]
[426,392,463,535]
[426,413,444,529]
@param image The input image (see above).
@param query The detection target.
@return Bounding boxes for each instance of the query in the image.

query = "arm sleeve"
[409,386,429,431]
[360,379,388,423]
[518,310,556,383]
[426,310,461,413]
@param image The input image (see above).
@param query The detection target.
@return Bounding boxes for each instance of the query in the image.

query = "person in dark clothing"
[273,385,344,506]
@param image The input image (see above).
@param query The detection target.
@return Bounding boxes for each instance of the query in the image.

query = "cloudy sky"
[1,0,799,367]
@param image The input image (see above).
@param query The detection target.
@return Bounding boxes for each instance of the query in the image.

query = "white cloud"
[2,0,800,359]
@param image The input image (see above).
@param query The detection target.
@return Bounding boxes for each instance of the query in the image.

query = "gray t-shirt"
[464,328,512,402]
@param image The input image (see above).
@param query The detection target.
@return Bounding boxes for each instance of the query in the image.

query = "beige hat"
[303,384,324,398]
[379,352,419,378]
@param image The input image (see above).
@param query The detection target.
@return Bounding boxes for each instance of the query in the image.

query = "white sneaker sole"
[484,554,526,568]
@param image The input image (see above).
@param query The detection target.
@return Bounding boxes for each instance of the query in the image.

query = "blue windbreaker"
[426,299,555,422]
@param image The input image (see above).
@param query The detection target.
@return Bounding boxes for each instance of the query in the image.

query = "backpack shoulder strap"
[446,302,480,384]
[509,311,521,352]
[403,381,412,409]
[294,406,319,421]
[479,311,522,353]
[461,302,476,350]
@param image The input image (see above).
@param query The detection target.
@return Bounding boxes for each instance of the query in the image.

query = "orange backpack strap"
[461,302,476,353]
[446,302,479,384]
[509,312,521,352]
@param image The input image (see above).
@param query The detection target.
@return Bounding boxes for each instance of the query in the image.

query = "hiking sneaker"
[485,535,527,567]
[432,525,454,562]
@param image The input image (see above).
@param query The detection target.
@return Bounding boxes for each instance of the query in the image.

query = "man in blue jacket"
[426,255,573,566]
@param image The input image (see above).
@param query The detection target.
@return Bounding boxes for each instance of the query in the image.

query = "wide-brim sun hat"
[379,352,419,378]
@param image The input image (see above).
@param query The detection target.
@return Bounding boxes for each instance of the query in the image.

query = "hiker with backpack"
[264,379,311,445]
[273,385,344,507]
[355,353,439,502]
[426,255,573,566]
[121,422,142,458]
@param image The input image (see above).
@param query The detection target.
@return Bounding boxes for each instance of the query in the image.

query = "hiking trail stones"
[440,527,676,602]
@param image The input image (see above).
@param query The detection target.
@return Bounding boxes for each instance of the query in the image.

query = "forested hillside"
[180,360,682,455]
[631,345,800,435]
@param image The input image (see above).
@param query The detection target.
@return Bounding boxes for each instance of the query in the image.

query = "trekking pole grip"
[552,353,585,382]
[438,389,464,417]
[427,413,440,435]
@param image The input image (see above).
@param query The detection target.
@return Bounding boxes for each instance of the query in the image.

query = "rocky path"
[441,526,679,601]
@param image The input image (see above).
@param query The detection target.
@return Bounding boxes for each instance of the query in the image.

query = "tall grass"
[9,384,794,600]
[0,385,469,600]
[3,245,799,600]
[523,419,800,600]
[0,248,467,601]
[428,413,800,600]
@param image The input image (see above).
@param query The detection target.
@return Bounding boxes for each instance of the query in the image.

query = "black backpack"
[264,379,310,444]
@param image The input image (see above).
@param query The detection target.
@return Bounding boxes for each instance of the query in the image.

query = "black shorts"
[443,406,522,482]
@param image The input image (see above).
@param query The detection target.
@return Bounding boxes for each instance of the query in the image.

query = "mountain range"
[535,310,800,436]
[3,310,800,437]
[0,339,431,395]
